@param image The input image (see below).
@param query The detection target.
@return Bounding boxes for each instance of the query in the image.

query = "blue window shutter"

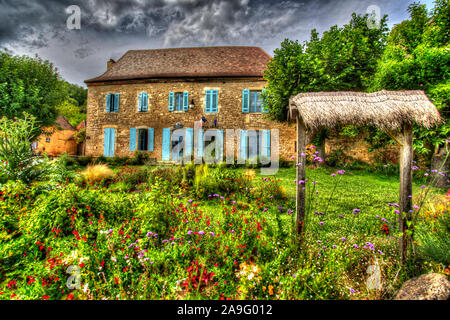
[106,94,111,112]
[212,90,218,112]
[169,92,174,111]
[148,128,154,152]
[129,128,137,151]
[138,93,142,112]
[162,128,171,160]
[217,129,224,161]
[262,89,268,113]
[109,128,115,157]
[114,94,119,112]
[143,92,148,111]
[205,90,210,113]
[183,92,189,111]
[185,128,193,159]
[240,130,248,160]
[242,89,249,113]
[104,128,111,156]
[197,129,204,158]
[262,130,270,158]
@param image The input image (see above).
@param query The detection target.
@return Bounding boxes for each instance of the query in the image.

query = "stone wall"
[85,78,297,161]
[325,129,400,165]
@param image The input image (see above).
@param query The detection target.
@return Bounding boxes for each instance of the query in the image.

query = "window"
[138,92,148,112]
[106,93,119,112]
[138,129,148,151]
[248,130,262,159]
[169,92,189,112]
[249,91,262,113]
[205,90,218,113]
[172,135,184,161]
[174,92,183,111]
[130,128,154,152]
[242,89,267,113]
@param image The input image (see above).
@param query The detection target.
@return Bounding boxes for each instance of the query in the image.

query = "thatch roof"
[288,90,441,131]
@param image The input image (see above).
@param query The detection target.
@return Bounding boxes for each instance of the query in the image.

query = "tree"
[264,13,389,122]
[370,1,449,155]
[0,50,66,136]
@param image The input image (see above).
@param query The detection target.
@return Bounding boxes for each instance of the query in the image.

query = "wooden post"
[296,115,307,235]
[389,125,414,263]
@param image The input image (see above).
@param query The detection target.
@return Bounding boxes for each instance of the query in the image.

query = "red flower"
[42,295,49,300]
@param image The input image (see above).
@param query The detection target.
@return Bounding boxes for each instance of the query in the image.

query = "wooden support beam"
[388,125,413,263]
[296,115,307,235]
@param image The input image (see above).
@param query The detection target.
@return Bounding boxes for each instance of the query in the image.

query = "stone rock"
[395,273,450,300]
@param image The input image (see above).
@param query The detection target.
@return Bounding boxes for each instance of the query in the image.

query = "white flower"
[83,283,89,293]
[247,273,254,280]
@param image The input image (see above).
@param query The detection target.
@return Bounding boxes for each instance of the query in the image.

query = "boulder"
[395,273,450,300]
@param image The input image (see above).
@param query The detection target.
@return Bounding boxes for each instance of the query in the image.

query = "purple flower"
[209,232,215,236]
[353,244,359,248]
[350,288,355,294]
[353,209,360,214]
[331,173,336,177]
[291,156,295,160]
[198,231,205,235]
[319,221,324,226]
[187,230,193,235]
[341,237,346,242]
[338,215,344,219]
[420,185,427,189]
[287,209,293,214]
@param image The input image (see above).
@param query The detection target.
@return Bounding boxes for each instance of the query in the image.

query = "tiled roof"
[55,115,76,130]
[85,46,271,83]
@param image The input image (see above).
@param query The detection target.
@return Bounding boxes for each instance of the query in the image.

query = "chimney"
[107,59,116,70]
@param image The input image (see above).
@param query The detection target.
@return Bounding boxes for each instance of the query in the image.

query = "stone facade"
[85,77,297,161]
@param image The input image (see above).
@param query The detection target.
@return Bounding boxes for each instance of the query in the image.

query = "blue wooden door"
[103,128,115,157]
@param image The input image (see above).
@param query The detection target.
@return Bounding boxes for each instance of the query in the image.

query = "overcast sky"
[0,0,436,86]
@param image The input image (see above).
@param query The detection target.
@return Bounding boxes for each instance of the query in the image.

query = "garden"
[0,116,448,300]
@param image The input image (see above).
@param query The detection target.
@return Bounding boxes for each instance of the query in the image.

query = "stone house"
[84,46,297,162]
[34,115,78,156]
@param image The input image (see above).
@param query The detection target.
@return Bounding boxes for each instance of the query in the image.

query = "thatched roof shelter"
[288,90,441,263]
[288,90,441,131]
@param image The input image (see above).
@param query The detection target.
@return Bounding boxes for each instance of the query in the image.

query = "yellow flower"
[268,285,274,295]
[262,286,266,292]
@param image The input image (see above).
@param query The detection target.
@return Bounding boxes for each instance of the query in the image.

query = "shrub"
[0,114,52,183]
[81,164,113,184]
[133,152,150,165]
[113,166,148,189]
[76,156,93,167]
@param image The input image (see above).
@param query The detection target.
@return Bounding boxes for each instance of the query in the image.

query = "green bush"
[0,114,52,183]
[76,156,93,167]
[415,212,450,265]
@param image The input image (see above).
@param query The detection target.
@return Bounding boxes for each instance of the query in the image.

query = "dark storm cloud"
[0,0,415,85]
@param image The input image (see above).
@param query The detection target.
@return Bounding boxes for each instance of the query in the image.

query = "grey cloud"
[0,0,414,85]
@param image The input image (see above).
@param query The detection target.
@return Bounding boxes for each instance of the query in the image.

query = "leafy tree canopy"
[370,0,449,154]
[0,50,65,133]
[264,12,389,122]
